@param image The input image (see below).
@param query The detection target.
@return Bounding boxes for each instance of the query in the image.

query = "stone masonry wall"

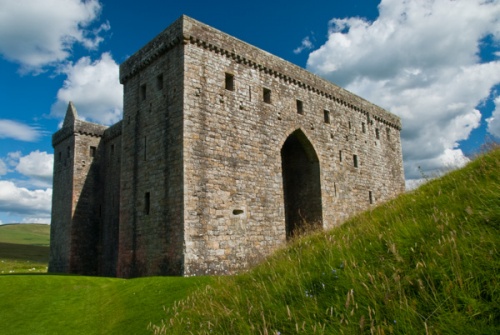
[118,22,186,277]
[181,16,405,275]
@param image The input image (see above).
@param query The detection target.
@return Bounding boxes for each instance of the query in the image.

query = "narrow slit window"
[90,146,96,158]
[362,122,366,133]
[263,88,271,103]
[349,121,352,130]
[353,154,358,168]
[144,192,150,215]
[111,144,115,156]
[296,99,304,114]
[386,127,391,140]
[339,150,343,162]
[141,84,147,101]
[369,191,373,204]
[157,74,164,90]
[324,110,330,124]
[225,73,234,91]
[375,128,380,140]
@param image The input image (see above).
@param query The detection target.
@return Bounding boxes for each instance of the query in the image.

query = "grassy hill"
[0,147,498,334]
[152,146,500,334]
[0,224,50,274]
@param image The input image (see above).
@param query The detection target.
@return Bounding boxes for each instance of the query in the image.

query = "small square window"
[263,88,271,103]
[225,73,234,91]
[324,110,330,124]
[296,100,304,114]
[156,74,163,90]
[353,154,358,168]
[141,84,147,101]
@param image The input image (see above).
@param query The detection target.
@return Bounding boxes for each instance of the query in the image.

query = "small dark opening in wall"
[58,152,62,162]
[386,127,391,140]
[157,74,163,90]
[375,128,380,140]
[349,121,352,130]
[353,154,358,168]
[263,88,271,103]
[145,192,150,215]
[339,150,343,162]
[324,110,330,123]
[296,99,304,114]
[232,209,244,215]
[362,122,366,133]
[225,73,234,91]
[111,144,115,156]
[90,146,96,158]
[369,191,373,204]
[141,84,147,101]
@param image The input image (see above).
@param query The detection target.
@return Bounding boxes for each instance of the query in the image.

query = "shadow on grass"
[0,242,49,263]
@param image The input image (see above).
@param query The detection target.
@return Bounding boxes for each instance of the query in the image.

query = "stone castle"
[49,15,405,278]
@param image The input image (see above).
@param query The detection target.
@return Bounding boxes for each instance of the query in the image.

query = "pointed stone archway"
[281,129,322,239]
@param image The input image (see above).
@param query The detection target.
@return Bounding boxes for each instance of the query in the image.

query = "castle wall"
[118,20,186,276]
[181,17,405,275]
[99,122,122,276]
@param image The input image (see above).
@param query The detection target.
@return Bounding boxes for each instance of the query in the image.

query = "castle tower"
[49,102,107,275]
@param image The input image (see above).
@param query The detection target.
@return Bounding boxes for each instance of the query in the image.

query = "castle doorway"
[281,130,323,239]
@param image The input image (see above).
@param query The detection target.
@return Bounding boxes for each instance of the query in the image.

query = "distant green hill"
[0,223,50,246]
[0,147,498,335]
[0,224,50,274]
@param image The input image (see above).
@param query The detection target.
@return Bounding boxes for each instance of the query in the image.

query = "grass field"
[0,224,50,274]
[1,147,498,334]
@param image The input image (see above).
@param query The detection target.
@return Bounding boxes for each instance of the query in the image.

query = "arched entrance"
[281,130,322,239]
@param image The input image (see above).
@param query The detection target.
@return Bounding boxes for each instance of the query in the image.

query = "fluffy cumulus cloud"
[0,0,108,72]
[0,151,53,223]
[486,96,500,138]
[15,150,53,187]
[305,0,500,182]
[0,180,52,220]
[51,52,123,125]
[0,119,44,142]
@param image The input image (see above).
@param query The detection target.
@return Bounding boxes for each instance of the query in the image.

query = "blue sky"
[0,0,499,224]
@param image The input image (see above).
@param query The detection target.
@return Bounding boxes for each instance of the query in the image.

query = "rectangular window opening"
[296,99,304,114]
[375,128,380,140]
[369,191,373,204]
[90,146,96,158]
[349,121,352,130]
[263,87,271,103]
[324,110,330,124]
[353,154,358,168]
[141,84,147,101]
[362,122,366,133]
[386,127,391,140]
[339,150,343,162]
[225,73,234,91]
[156,74,164,90]
[144,192,150,215]
[111,144,115,156]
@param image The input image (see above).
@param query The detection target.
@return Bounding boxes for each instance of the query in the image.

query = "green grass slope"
[153,147,500,334]
[0,275,212,335]
[0,224,50,274]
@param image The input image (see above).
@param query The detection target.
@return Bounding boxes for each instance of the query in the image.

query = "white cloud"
[486,96,500,138]
[15,150,53,187]
[0,119,43,141]
[294,36,314,54]
[0,0,108,72]
[0,180,52,217]
[305,0,500,180]
[0,160,6,176]
[51,52,123,125]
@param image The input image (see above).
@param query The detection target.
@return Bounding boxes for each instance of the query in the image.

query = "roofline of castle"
[119,15,402,130]
[52,120,109,147]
